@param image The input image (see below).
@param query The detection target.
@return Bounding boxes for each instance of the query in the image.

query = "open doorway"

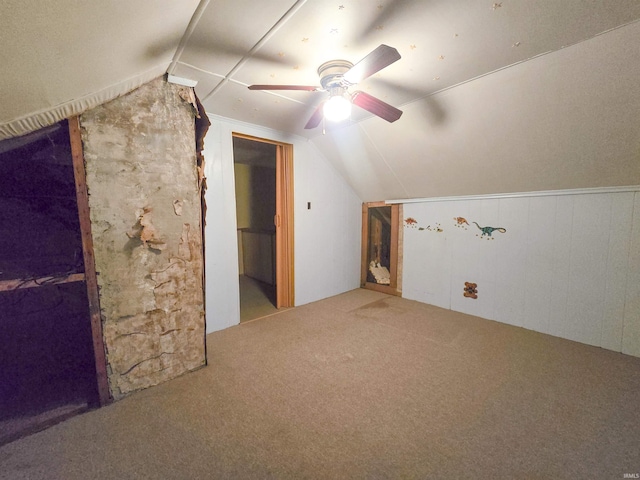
[232,134,294,322]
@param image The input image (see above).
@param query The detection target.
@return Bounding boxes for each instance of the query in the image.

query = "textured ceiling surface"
[172,0,640,138]
[2,0,639,200]
[0,0,200,128]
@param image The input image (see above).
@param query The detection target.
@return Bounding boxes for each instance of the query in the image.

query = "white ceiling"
[173,0,640,137]
[2,0,639,200]
[0,0,200,132]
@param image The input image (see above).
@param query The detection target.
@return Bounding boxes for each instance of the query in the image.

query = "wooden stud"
[68,116,111,406]
[0,273,85,292]
[389,203,399,291]
[396,204,403,294]
[361,203,369,287]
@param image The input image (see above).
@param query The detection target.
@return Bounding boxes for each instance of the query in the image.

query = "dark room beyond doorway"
[233,136,278,322]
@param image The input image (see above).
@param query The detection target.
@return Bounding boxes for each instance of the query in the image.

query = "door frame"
[232,133,294,308]
[361,201,403,296]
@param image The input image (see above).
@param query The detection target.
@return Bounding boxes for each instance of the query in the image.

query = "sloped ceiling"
[0,0,200,135]
[2,0,639,201]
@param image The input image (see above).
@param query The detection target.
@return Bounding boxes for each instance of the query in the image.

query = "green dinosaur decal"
[472,222,506,237]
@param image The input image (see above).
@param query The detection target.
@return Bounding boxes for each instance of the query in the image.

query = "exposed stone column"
[80,77,205,399]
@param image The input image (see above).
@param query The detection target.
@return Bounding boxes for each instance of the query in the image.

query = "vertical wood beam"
[396,204,403,294]
[361,203,368,287]
[68,116,111,406]
[389,203,399,291]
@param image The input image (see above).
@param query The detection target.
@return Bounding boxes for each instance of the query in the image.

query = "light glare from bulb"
[323,95,351,122]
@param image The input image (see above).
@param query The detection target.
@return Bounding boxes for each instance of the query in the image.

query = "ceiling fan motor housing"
[318,60,354,90]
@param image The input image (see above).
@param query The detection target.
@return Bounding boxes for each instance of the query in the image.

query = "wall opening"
[232,134,294,322]
[0,120,100,445]
[361,201,402,296]
[233,136,277,321]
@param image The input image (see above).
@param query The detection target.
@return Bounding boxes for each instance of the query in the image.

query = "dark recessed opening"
[0,120,98,445]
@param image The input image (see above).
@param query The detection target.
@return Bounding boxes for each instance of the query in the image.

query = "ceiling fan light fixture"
[323,92,351,122]
[248,45,403,129]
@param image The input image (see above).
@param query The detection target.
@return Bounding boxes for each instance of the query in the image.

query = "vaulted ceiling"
[176,0,640,136]
[2,0,639,201]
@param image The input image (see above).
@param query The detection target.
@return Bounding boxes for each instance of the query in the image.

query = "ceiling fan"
[248,44,403,129]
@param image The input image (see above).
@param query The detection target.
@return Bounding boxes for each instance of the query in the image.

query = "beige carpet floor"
[1,289,639,479]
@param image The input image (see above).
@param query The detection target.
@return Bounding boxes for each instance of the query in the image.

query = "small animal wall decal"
[404,218,443,233]
[463,282,478,299]
[472,222,506,240]
[419,222,442,232]
[453,217,469,230]
[404,217,418,228]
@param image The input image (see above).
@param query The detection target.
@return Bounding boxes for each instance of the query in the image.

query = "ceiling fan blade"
[304,103,325,129]
[351,91,403,123]
[343,45,401,84]
[248,85,320,91]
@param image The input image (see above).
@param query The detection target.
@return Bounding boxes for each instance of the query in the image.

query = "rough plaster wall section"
[80,77,205,398]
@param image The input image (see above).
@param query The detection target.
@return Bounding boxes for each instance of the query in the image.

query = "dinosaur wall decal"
[406,217,507,239]
[472,222,506,237]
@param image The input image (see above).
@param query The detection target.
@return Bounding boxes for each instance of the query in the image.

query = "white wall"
[401,188,640,357]
[203,115,362,333]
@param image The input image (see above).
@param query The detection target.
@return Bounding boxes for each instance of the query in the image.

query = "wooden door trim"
[232,132,286,146]
[69,116,111,406]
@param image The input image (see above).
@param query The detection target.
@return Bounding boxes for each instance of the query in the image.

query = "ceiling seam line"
[398,17,640,110]
[167,0,212,75]
[201,0,309,103]
[358,124,410,198]
[175,61,226,79]
[176,61,307,105]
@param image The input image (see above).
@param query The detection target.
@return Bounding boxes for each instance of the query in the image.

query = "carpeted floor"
[1,289,639,479]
